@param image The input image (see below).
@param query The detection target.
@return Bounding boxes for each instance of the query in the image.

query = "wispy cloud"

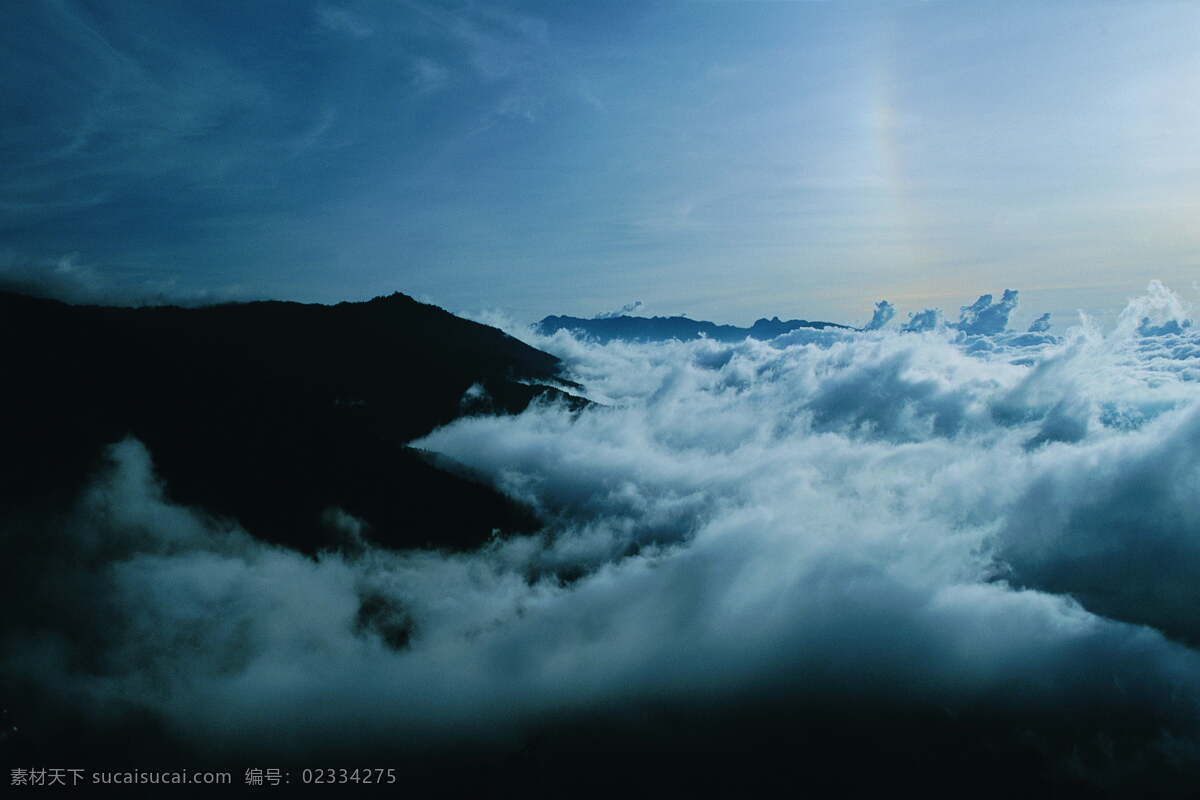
[316,3,374,39]
[0,250,251,306]
[410,56,450,94]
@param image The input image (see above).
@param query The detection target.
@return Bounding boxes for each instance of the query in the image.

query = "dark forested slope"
[1,291,580,552]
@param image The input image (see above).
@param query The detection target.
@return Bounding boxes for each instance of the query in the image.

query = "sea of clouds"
[4,281,1200,789]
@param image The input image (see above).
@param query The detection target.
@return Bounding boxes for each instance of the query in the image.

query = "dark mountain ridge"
[1,290,582,553]
[536,312,852,343]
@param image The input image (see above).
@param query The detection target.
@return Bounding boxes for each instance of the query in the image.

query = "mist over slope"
[4,282,1200,794]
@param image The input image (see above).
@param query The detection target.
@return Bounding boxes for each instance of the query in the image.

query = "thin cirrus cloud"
[316,4,375,39]
[2,2,1195,321]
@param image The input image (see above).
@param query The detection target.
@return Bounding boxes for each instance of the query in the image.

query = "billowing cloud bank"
[4,282,1200,792]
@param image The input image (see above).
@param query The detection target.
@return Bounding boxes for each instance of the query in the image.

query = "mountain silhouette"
[1,290,583,553]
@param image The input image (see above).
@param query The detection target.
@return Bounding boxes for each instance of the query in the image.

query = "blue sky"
[3,1,1199,327]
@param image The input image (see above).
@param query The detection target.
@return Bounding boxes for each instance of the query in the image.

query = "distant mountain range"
[1,291,583,554]
[536,313,851,342]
